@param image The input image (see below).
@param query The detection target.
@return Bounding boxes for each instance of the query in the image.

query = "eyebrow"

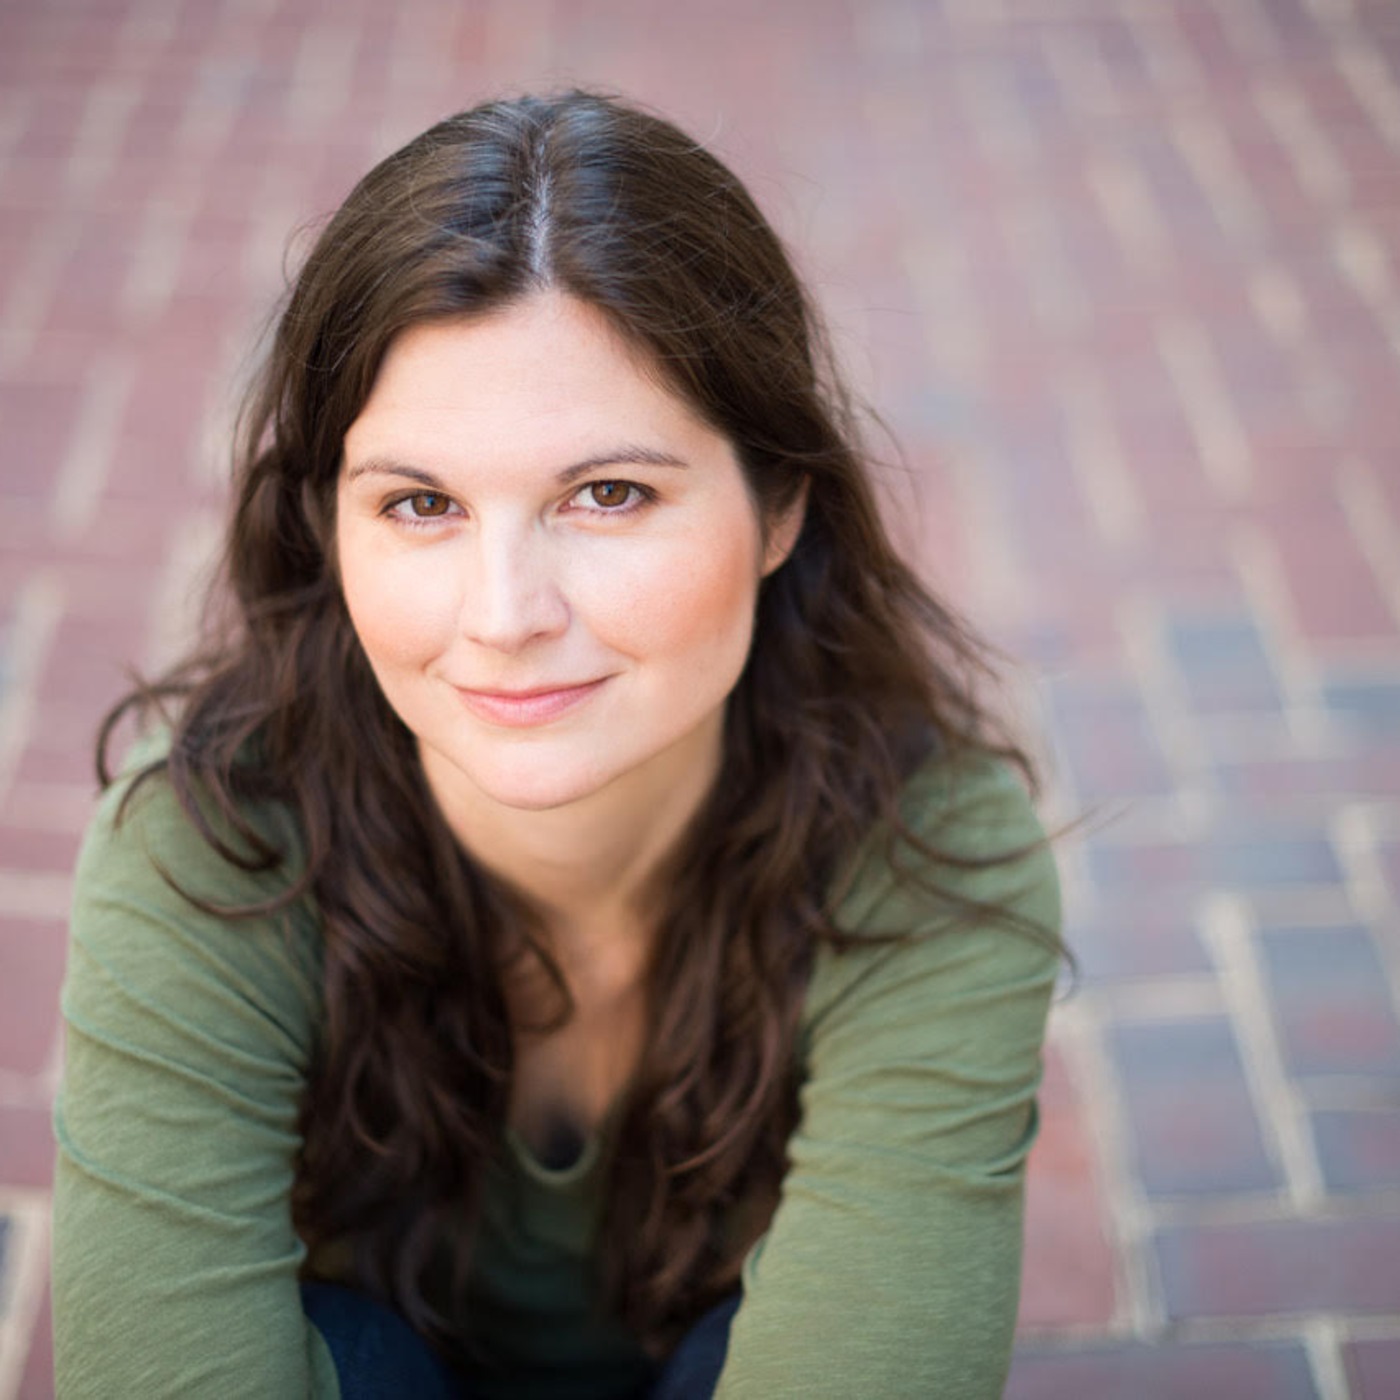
[345,445,689,488]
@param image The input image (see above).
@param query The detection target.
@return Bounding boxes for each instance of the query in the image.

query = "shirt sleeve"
[712,754,1062,1400]
[52,763,340,1399]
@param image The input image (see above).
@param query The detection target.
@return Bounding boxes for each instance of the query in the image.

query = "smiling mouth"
[454,678,609,728]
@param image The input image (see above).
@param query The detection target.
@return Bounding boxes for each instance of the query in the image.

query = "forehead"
[343,294,715,467]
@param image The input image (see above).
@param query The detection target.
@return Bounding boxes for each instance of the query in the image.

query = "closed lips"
[453,677,610,727]
[461,681,602,698]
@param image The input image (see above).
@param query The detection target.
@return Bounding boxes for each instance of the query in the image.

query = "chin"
[451,752,623,814]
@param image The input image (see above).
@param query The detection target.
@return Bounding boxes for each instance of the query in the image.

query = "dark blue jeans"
[301,1282,740,1400]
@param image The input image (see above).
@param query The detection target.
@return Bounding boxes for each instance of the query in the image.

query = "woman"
[53,91,1062,1399]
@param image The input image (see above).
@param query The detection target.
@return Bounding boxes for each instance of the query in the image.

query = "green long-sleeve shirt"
[53,745,1060,1399]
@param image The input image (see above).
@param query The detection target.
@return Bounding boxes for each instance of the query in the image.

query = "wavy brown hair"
[99,91,1051,1359]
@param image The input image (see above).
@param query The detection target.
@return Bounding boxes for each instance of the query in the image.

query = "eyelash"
[382,480,656,529]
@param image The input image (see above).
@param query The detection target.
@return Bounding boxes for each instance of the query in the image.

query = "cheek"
[338,536,456,671]
[591,531,761,665]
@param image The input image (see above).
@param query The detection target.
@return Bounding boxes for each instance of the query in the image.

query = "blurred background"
[2,0,1399,1396]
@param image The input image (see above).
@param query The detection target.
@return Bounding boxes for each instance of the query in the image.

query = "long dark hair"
[99,90,1050,1357]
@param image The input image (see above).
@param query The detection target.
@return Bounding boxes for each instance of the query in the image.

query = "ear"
[761,476,809,577]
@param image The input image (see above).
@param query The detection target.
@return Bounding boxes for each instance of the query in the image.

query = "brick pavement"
[2,1,1399,1396]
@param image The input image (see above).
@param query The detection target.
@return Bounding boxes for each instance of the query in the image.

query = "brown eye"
[588,481,632,509]
[411,492,450,516]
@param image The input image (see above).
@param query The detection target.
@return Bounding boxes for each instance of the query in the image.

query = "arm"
[714,756,1061,1400]
[52,763,340,1399]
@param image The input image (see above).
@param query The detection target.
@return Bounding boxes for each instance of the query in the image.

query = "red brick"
[0,919,67,1077]
[33,614,147,712]
[12,90,85,160]
[1158,1216,1400,1317]
[0,1101,56,1189]
[1068,896,1213,982]
[1213,328,1299,419]
[0,783,97,836]
[41,219,143,341]
[1312,1108,1400,1193]
[1344,1338,1400,1400]
[1164,611,1285,714]
[0,382,84,498]
[119,338,229,457]
[17,1267,53,1400]
[1258,924,1400,1079]
[1370,837,1400,908]
[1214,749,1400,803]
[1111,1017,1279,1197]
[1263,514,1398,641]
[1086,825,1344,893]
[1006,1340,1318,1400]
[61,502,176,570]
[1019,1043,1117,1329]
[0,824,84,874]
[53,556,168,627]
[1044,671,1175,802]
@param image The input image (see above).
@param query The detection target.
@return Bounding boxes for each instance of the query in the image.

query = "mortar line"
[0,1192,50,1400]
[1199,894,1327,1211]
[1150,1188,1400,1228]
[1084,976,1228,1022]
[1040,26,1117,118]
[1170,1312,1376,1347]
[1336,40,1400,153]
[143,510,223,677]
[1115,592,1217,826]
[1247,262,1308,347]
[0,210,81,376]
[1052,998,1161,1337]
[1229,524,1332,753]
[1305,1317,1354,1400]
[49,353,135,543]
[1220,0,1283,61]
[0,573,64,804]
[1327,218,1400,371]
[1155,315,1254,499]
[852,0,922,63]
[954,57,1037,167]
[120,180,201,326]
[1168,106,1264,249]
[1116,0,1203,94]
[1054,361,1145,549]
[63,72,142,198]
[1335,457,1400,637]
[1252,80,1349,208]
[285,17,360,131]
[1000,194,1088,344]
[1330,807,1400,1033]
[1086,151,1169,274]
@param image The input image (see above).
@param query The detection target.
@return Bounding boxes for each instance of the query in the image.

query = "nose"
[457,523,570,653]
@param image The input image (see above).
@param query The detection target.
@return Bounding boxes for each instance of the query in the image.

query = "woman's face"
[336,292,803,817]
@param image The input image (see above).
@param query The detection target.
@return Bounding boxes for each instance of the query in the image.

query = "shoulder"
[76,726,312,912]
[78,727,307,901]
[801,748,1062,1047]
[830,746,1060,939]
[67,728,323,1059]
